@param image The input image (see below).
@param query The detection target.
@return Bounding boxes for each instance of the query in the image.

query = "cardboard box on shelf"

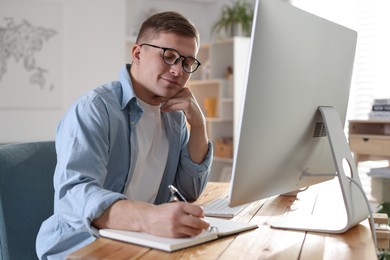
[215,137,233,158]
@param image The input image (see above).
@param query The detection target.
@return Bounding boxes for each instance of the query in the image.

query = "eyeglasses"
[140,43,201,73]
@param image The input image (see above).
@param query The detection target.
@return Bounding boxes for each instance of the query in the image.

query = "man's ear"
[132,45,141,64]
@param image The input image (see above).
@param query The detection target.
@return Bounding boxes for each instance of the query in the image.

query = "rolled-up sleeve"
[173,113,213,201]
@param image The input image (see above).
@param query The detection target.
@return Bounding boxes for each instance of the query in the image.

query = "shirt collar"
[119,64,137,110]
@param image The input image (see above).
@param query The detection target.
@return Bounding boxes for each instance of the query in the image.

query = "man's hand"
[160,87,204,128]
[160,87,209,163]
[143,202,210,237]
[92,200,210,238]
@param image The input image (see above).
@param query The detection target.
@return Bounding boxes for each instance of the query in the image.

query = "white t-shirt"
[124,98,169,203]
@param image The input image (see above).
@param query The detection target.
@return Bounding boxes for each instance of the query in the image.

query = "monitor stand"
[271,106,370,234]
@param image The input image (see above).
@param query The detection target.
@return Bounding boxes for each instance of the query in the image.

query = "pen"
[168,184,217,233]
[168,184,188,203]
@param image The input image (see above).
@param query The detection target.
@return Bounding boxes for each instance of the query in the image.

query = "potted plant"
[212,0,254,38]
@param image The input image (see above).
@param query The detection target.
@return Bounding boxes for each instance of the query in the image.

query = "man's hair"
[136,11,200,47]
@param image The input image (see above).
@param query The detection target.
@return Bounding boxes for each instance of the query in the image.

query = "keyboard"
[203,197,249,218]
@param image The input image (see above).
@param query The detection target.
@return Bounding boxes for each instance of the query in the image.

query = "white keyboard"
[203,198,249,218]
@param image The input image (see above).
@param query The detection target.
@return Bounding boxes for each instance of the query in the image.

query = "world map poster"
[0,2,62,108]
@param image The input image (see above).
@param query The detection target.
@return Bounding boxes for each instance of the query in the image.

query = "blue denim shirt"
[36,64,212,259]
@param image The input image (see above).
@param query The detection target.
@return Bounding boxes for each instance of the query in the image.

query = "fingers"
[160,88,204,127]
[175,214,210,237]
[160,100,187,113]
[160,88,195,111]
[175,218,210,237]
[182,202,204,217]
[165,202,210,237]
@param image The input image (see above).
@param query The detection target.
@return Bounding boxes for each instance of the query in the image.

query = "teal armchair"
[0,142,56,260]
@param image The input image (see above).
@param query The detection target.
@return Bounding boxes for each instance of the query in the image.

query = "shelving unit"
[349,120,390,163]
[189,37,250,181]
[349,120,390,203]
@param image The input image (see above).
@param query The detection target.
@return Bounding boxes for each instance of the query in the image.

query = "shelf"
[189,37,250,181]
[206,117,233,123]
[213,156,233,163]
[349,120,390,163]
[188,79,233,120]
[349,120,390,136]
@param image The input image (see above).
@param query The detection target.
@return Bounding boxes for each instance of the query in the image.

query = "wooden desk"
[67,181,377,259]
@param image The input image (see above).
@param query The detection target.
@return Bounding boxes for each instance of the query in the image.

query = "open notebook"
[99,217,258,252]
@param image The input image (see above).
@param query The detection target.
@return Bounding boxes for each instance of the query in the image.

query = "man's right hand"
[92,200,210,238]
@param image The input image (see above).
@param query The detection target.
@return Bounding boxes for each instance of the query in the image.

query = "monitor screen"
[228,0,358,208]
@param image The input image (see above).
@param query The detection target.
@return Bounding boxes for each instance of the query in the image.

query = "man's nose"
[169,61,184,76]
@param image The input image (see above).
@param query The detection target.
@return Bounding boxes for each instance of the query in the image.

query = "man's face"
[131,32,198,105]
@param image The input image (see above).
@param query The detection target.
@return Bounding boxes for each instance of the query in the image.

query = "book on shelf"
[99,216,258,252]
[369,99,390,119]
[372,104,390,112]
[369,111,390,120]
[367,167,390,178]
[373,98,390,105]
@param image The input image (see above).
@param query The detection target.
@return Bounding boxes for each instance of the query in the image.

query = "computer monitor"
[228,0,370,233]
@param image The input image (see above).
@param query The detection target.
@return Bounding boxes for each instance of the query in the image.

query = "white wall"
[0,0,126,143]
[125,0,240,44]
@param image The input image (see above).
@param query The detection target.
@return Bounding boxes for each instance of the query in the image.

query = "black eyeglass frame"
[140,43,201,73]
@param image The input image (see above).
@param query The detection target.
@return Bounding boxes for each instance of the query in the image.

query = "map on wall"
[0,2,62,109]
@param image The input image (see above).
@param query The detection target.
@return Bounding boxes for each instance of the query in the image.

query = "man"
[36,11,212,259]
